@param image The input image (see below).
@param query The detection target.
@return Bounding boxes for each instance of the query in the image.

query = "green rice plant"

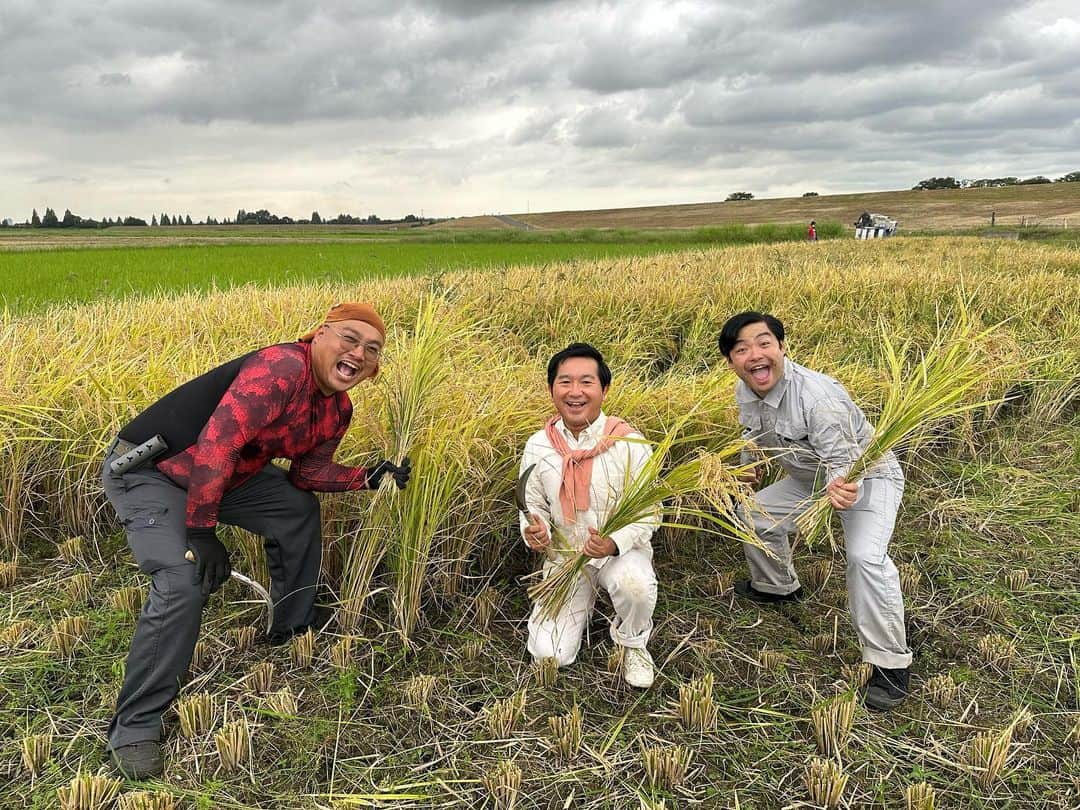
[56,772,122,810]
[64,572,93,606]
[904,782,936,810]
[246,662,275,695]
[484,689,527,738]
[118,791,177,810]
[264,687,298,716]
[227,626,255,653]
[804,757,848,809]
[289,628,315,668]
[797,303,1007,548]
[965,725,1014,788]
[176,692,215,737]
[51,614,89,656]
[481,759,522,810]
[20,731,52,776]
[0,560,16,588]
[109,585,143,619]
[547,704,583,760]
[402,674,437,711]
[675,672,717,731]
[640,741,694,789]
[215,717,251,773]
[811,692,858,756]
[533,656,559,687]
[924,673,959,708]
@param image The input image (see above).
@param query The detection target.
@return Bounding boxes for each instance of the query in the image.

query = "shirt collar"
[557,411,607,444]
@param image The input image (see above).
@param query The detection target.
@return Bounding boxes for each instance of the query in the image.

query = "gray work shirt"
[736,357,903,487]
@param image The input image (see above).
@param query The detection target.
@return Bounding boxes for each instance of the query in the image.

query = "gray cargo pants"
[738,475,912,669]
[102,446,322,749]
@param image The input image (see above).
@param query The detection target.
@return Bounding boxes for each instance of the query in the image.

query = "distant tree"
[913,177,960,190]
[151,215,158,226]
[1056,171,1080,183]
[61,209,78,227]
[123,216,148,226]
[725,192,754,201]
[31,208,41,227]
[41,207,59,227]
[311,211,322,224]
[159,212,169,226]
[970,177,1018,188]
[1018,175,1051,185]
[185,214,193,225]
[802,192,819,197]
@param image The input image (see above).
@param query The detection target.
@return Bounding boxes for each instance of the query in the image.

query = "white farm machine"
[854,212,898,239]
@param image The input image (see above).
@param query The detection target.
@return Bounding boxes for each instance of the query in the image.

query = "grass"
[0,236,1077,807]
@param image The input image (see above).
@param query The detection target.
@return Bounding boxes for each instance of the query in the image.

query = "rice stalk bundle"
[797,305,1005,548]
[924,674,958,708]
[607,645,625,673]
[484,689,527,738]
[459,637,485,663]
[1010,705,1034,737]
[246,662,275,695]
[675,672,717,731]
[51,614,89,656]
[176,692,214,737]
[530,419,756,620]
[215,717,251,773]
[802,559,833,591]
[329,635,355,671]
[1068,714,1080,747]
[904,782,936,810]
[118,791,177,810]
[20,731,52,776]
[402,674,437,711]
[964,725,1014,787]
[56,772,123,810]
[976,633,1017,668]
[109,585,143,619]
[804,757,848,809]
[639,799,667,810]
[227,626,255,653]
[811,692,858,756]
[0,560,16,588]
[58,535,85,565]
[640,742,694,789]
[809,633,833,655]
[710,570,734,596]
[474,585,500,634]
[842,661,872,688]
[481,759,522,810]
[972,594,1007,623]
[758,649,787,672]
[289,628,315,668]
[898,563,922,594]
[190,640,210,672]
[264,687,298,716]
[533,655,559,687]
[547,704,583,759]
[1,619,34,649]
[64,572,93,605]
[1004,568,1029,591]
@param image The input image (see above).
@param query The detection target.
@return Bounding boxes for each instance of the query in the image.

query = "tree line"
[914,171,1080,190]
[0,207,432,229]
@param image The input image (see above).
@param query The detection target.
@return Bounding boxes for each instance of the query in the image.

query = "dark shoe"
[266,606,333,646]
[864,665,910,711]
[109,741,163,779]
[734,579,803,604]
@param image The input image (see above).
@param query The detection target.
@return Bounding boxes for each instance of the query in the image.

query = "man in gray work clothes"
[719,311,911,710]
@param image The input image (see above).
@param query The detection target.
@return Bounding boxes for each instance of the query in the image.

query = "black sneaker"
[864,665,910,711]
[109,740,164,779]
[733,579,803,604]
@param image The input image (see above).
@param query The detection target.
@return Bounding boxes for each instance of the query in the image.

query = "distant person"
[991,210,996,227]
[518,343,658,688]
[718,311,912,711]
[807,220,817,241]
[102,302,410,779]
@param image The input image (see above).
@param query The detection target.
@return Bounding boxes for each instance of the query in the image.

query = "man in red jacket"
[102,302,409,779]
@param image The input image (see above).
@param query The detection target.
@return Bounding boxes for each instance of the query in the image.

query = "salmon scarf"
[544,414,635,523]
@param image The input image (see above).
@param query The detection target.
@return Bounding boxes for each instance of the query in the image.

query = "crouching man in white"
[519,343,658,688]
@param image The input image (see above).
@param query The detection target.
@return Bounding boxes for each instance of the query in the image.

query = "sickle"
[515,463,536,513]
[185,550,274,634]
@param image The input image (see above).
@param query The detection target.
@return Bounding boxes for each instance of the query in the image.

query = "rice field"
[0,236,1077,808]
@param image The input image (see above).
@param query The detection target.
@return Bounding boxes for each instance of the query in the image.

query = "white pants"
[527,548,657,667]
[739,476,912,669]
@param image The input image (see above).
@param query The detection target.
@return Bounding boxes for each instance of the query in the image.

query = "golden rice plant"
[0,559,16,588]
[640,742,694,789]
[402,674,437,711]
[484,689,527,738]
[215,717,251,773]
[57,772,123,810]
[802,559,833,591]
[118,791,177,810]
[176,692,214,737]
[797,304,1004,548]
[965,725,1014,788]
[20,731,52,776]
[227,625,255,653]
[972,594,1007,623]
[481,759,522,810]
[675,672,717,731]
[51,614,89,656]
[264,686,298,716]
[898,562,922,594]
[1,619,34,649]
[976,632,1017,668]
[474,585,500,634]
[58,535,85,565]
[1004,568,1029,591]
[924,673,959,708]
[804,757,848,809]
[64,572,93,605]
[547,704,583,760]
[904,782,936,810]
[533,656,559,687]
[329,635,356,671]
[811,692,858,756]
[246,662,275,695]
[289,628,315,667]
[109,585,143,619]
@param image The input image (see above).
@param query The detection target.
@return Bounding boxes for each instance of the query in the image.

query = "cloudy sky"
[2,0,1078,222]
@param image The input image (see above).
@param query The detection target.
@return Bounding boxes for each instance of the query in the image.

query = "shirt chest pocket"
[774,411,810,446]
[739,410,763,440]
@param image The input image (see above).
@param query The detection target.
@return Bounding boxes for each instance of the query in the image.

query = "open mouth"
[335,360,360,381]
[749,364,771,386]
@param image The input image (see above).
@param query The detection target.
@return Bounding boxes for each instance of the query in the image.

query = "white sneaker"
[622,646,654,688]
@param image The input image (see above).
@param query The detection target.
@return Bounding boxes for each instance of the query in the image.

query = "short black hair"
[718,312,785,359]
[547,342,612,389]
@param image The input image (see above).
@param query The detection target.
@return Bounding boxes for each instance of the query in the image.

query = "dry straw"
[710,570,734,596]
[215,717,252,773]
[547,704,583,760]
[109,585,143,619]
[227,626,256,653]
[481,759,522,810]
[676,671,717,731]
[51,614,89,656]
[533,656,559,687]
[20,731,52,776]
[118,792,177,810]
[640,742,694,789]
[607,645,625,674]
[289,628,315,668]
[56,772,122,810]
[0,560,16,588]
[474,585,500,634]
[58,535,85,565]
[329,635,356,671]
[811,692,858,756]
[176,692,214,737]
[904,781,936,810]
[484,689,527,737]
[804,757,848,809]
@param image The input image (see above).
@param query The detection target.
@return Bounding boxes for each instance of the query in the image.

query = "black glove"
[186,527,231,597]
[366,457,411,490]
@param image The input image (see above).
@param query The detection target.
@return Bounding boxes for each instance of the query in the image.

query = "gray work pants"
[738,475,912,669]
[102,450,322,749]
